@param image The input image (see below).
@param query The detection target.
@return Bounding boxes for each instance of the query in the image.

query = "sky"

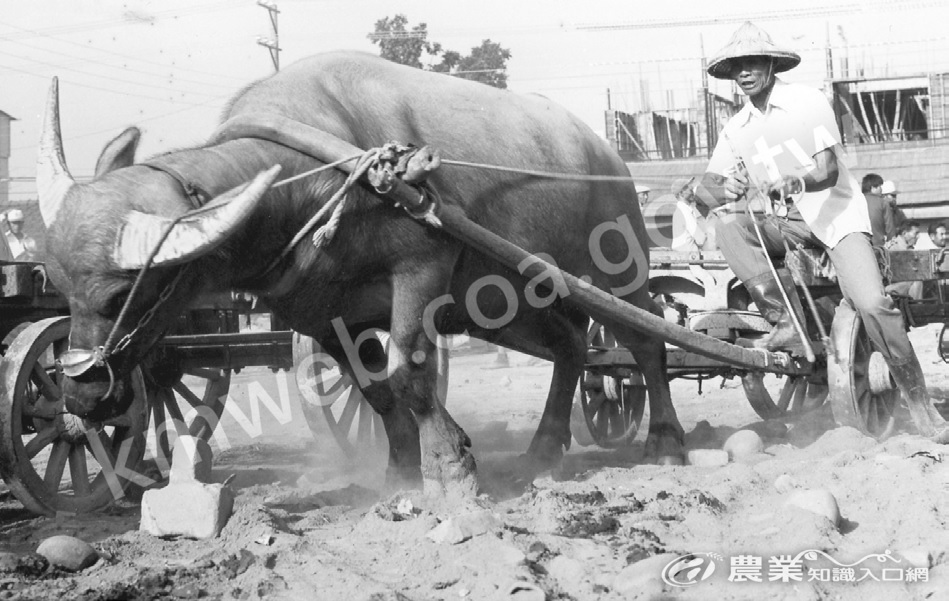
[2,0,948,201]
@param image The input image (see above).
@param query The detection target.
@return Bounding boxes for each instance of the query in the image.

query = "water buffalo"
[38,51,684,494]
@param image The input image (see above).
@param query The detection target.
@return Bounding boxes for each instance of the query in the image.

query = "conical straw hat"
[707,22,801,80]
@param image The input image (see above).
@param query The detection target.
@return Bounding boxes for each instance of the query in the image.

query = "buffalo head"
[38,78,280,420]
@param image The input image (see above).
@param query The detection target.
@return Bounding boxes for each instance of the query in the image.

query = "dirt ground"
[2,326,949,600]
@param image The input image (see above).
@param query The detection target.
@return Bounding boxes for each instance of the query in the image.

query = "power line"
[574,1,944,31]
[1,38,249,92]
[0,2,237,41]
[0,11,250,84]
[0,61,231,107]
[0,48,228,99]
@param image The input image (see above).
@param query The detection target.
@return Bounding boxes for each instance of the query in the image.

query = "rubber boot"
[744,272,784,323]
[888,356,948,439]
[745,270,808,354]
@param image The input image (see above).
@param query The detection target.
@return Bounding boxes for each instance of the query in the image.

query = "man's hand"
[724,172,749,201]
[767,175,805,201]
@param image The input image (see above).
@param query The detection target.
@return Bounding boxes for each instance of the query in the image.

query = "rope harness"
[65,138,637,389]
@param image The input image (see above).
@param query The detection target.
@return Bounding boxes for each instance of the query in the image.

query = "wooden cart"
[571,245,949,447]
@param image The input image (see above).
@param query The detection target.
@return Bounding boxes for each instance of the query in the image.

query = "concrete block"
[169,435,213,484]
[687,449,729,467]
[141,481,234,539]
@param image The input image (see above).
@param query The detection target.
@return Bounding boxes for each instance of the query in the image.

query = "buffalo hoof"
[385,465,423,492]
[418,409,478,497]
[501,451,561,485]
[422,450,478,498]
[524,435,566,473]
[644,422,685,466]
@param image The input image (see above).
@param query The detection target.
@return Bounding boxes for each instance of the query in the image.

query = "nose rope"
[102,213,189,357]
[65,211,194,401]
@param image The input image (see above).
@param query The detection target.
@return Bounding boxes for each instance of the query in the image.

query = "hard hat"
[6,209,24,222]
[880,181,898,195]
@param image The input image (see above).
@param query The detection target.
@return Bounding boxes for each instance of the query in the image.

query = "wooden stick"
[839,94,871,143]
[856,90,876,143]
[869,91,889,140]
[893,91,902,139]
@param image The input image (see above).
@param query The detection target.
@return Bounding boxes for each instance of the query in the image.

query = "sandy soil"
[2,326,949,600]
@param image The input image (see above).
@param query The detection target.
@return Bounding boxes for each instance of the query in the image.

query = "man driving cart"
[698,21,949,442]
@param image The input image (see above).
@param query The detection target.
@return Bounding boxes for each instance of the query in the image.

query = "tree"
[430,50,461,74]
[368,14,441,69]
[369,15,511,89]
[452,40,511,89]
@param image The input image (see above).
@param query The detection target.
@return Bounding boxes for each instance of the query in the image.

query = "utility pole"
[700,33,713,157]
[837,25,849,79]
[825,22,834,80]
[257,0,280,72]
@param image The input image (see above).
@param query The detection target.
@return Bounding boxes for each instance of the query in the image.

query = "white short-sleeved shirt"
[915,233,937,250]
[706,79,871,249]
[671,200,707,252]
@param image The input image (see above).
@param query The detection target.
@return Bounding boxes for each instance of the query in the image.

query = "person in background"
[885,219,920,251]
[880,180,906,232]
[885,220,923,299]
[2,209,38,262]
[670,177,708,252]
[861,173,883,195]
[914,221,947,251]
[637,185,651,209]
[916,221,949,298]
[862,173,895,246]
[0,220,12,262]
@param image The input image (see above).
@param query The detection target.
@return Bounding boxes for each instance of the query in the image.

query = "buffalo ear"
[94,127,141,178]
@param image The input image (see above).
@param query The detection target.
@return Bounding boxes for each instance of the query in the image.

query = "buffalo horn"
[37,77,76,227]
[112,165,282,270]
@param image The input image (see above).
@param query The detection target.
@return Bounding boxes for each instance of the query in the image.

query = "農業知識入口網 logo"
[660,552,723,587]
[660,550,928,588]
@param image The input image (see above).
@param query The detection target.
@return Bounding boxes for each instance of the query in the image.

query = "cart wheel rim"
[572,322,647,448]
[1,317,149,516]
[742,372,829,421]
[828,304,899,437]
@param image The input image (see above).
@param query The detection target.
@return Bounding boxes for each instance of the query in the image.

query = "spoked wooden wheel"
[827,302,899,437]
[741,373,829,420]
[144,365,231,472]
[571,323,646,448]
[0,317,148,516]
[292,332,450,458]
